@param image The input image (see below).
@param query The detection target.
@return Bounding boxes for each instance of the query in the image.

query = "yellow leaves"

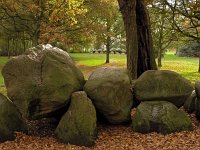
[48,0,87,26]
[2,0,87,27]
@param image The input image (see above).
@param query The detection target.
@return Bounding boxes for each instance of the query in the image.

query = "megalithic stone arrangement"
[0,44,197,147]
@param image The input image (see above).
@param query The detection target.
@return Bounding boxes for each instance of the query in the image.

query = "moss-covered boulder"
[184,90,197,113]
[2,44,85,119]
[0,94,27,142]
[195,81,200,119]
[195,99,200,119]
[55,91,97,147]
[134,70,193,107]
[195,81,200,98]
[84,68,133,124]
[132,101,192,134]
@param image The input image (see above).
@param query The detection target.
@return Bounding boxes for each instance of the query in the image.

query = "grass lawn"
[70,53,126,66]
[0,57,9,86]
[161,52,200,83]
[70,52,200,83]
[0,53,199,93]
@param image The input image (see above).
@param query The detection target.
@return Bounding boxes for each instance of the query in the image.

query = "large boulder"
[2,44,85,119]
[0,94,27,142]
[132,101,192,134]
[195,81,200,119]
[184,90,197,113]
[84,68,133,124]
[134,70,193,107]
[195,80,200,98]
[195,99,200,119]
[55,91,97,147]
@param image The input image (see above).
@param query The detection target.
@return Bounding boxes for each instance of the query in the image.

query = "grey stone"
[0,94,27,142]
[2,44,85,119]
[184,90,197,113]
[132,101,192,134]
[134,70,193,107]
[84,67,133,124]
[55,91,97,147]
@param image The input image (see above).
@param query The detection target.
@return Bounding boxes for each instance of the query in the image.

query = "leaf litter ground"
[0,109,200,150]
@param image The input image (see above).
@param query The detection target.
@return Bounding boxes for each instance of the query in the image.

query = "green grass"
[161,53,199,83]
[0,57,9,86]
[70,52,200,83]
[70,53,126,66]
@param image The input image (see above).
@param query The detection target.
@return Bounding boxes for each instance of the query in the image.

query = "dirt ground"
[0,110,200,150]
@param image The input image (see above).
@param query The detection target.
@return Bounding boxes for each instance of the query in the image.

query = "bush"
[176,44,200,57]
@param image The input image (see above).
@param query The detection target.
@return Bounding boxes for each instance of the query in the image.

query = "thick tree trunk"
[118,0,138,79]
[136,0,157,76]
[118,0,157,79]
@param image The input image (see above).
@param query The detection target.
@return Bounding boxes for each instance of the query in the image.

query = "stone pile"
[1,44,197,146]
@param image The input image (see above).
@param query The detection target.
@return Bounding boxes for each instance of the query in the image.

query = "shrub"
[176,44,200,57]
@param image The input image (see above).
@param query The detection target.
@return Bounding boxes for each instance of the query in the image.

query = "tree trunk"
[106,19,111,64]
[136,0,157,76]
[32,33,39,47]
[118,0,138,79]
[106,36,111,63]
[23,31,26,52]
[198,56,200,73]
[198,42,200,73]
[118,0,157,79]
[158,36,163,68]
[95,35,102,50]
[158,49,162,68]
[7,38,10,58]
[157,2,166,68]
[31,0,45,47]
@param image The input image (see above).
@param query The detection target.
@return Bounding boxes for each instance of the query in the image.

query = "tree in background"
[0,0,87,52]
[165,0,200,43]
[0,0,158,78]
[0,0,125,58]
[164,0,200,71]
[85,0,125,63]
[149,0,177,67]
